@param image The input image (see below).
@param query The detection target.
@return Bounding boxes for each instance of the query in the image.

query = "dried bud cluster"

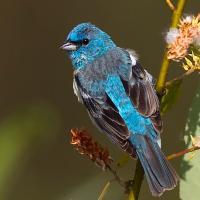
[70,128,113,170]
[166,14,200,60]
[191,135,200,149]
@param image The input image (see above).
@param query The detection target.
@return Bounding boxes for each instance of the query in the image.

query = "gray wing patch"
[73,74,137,158]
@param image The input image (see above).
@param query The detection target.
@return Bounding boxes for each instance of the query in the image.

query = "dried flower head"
[166,13,200,60]
[69,128,113,170]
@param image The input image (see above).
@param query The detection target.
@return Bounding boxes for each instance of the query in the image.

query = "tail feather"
[134,135,179,196]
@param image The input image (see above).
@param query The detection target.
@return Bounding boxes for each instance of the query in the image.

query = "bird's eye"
[82,39,89,45]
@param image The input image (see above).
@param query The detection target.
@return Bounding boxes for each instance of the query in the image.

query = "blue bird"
[61,23,178,196]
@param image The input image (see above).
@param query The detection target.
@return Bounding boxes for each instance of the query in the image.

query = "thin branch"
[166,0,176,11]
[165,68,196,87]
[107,165,125,188]
[167,146,200,160]
[156,0,187,95]
[97,166,126,200]
[97,181,111,200]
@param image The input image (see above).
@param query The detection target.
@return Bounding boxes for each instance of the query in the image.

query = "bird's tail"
[133,135,179,196]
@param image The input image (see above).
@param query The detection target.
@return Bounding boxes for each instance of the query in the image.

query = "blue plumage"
[66,23,116,70]
[62,23,178,196]
[105,75,152,134]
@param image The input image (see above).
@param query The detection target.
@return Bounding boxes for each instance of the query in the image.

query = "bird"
[61,23,178,196]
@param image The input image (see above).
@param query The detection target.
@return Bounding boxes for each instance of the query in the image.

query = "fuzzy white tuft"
[184,15,193,23]
[126,49,138,66]
[165,28,179,44]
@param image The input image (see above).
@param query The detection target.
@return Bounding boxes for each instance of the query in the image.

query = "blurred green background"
[0,0,199,200]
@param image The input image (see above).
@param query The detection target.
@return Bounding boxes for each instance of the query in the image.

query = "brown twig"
[165,68,196,87]
[166,0,176,11]
[167,146,200,160]
[107,165,125,188]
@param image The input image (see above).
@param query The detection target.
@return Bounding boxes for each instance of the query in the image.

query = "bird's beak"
[60,42,78,51]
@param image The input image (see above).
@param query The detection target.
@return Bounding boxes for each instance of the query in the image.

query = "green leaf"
[180,83,200,200]
[160,79,182,114]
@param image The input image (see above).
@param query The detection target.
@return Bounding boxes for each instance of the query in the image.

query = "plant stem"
[171,0,187,28]
[156,0,187,94]
[128,161,144,200]
[97,166,125,200]
[128,1,187,199]
[97,181,111,200]
[107,165,125,188]
[167,146,200,160]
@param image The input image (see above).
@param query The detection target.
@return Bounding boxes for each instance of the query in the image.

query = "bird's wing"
[73,75,136,157]
[121,49,163,134]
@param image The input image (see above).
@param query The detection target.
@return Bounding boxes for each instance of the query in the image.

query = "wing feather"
[73,75,136,157]
[122,49,163,134]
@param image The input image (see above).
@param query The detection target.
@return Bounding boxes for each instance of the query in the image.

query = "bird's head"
[61,23,116,70]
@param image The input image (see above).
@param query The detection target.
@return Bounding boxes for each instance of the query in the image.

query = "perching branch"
[167,146,200,160]
[129,1,188,200]
[127,161,144,200]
